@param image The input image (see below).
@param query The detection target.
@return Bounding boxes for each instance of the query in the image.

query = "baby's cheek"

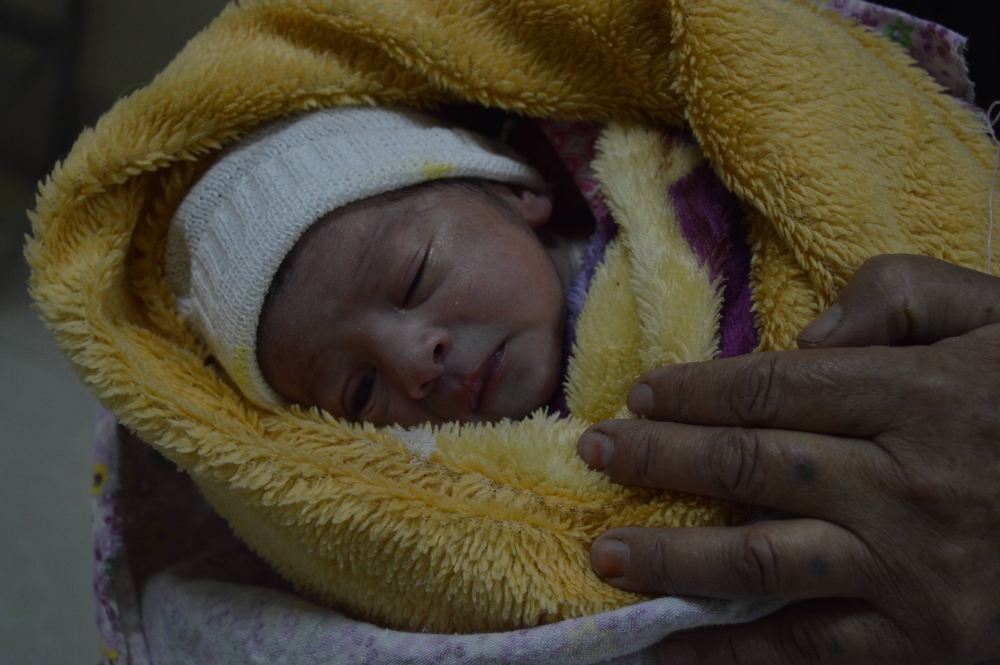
[518,318,566,416]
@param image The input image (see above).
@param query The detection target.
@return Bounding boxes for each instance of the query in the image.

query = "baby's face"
[257,182,566,428]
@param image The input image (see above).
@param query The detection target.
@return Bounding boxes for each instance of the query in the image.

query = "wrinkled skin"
[577,255,1000,665]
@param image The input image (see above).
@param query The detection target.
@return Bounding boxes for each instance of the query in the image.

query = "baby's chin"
[481,383,559,423]
[477,350,563,424]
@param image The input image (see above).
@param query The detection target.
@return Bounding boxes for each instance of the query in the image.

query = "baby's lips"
[443,343,505,415]
[476,344,507,414]
[442,366,485,414]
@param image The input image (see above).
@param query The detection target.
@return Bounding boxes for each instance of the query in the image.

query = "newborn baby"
[167,106,585,427]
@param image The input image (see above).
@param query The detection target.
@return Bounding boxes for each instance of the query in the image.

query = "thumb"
[797,254,1000,349]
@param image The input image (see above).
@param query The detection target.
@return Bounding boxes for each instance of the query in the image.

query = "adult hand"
[577,255,1000,665]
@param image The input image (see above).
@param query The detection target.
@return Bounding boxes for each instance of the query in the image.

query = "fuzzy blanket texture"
[29,0,997,648]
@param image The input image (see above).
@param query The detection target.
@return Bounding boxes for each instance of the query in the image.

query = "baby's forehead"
[275,196,406,301]
[303,184,439,251]
[295,184,489,268]
[273,181,520,308]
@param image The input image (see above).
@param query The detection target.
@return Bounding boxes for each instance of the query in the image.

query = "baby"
[166,106,589,427]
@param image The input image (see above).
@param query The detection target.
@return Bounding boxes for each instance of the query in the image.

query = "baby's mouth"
[475,344,507,413]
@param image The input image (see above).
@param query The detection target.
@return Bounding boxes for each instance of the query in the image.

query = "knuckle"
[879,348,965,432]
[663,364,700,421]
[852,255,913,327]
[906,350,964,407]
[855,253,918,292]
[876,446,965,529]
[644,534,675,592]
[897,468,963,524]
[717,632,754,665]
[929,610,966,657]
[775,614,834,665]
[732,528,781,597]
[629,423,665,486]
[730,356,783,426]
[708,428,765,501]
[893,599,968,661]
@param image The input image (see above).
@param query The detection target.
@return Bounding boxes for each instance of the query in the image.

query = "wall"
[0,2,228,663]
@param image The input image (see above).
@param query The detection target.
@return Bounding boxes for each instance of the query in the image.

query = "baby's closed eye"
[402,248,430,308]
[351,368,377,419]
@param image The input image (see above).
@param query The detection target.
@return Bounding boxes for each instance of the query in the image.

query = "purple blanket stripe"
[669,161,758,358]
[564,213,619,353]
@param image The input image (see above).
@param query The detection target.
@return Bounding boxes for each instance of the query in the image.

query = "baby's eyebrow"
[351,201,414,278]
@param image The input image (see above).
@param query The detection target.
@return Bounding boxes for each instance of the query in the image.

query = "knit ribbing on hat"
[165,106,548,408]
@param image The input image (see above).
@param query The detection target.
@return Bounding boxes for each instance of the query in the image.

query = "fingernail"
[658,640,696,665]
[798,302,843,346]
[578,431,614,471]
[591,538,629,577]
[628,382,654,417]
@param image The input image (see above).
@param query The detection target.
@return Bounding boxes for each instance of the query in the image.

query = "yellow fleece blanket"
[27,0,996,633]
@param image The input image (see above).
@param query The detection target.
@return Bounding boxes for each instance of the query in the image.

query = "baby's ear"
[489,183,553,228]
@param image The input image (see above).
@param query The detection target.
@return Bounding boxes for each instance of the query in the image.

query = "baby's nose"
[391,326,449,400]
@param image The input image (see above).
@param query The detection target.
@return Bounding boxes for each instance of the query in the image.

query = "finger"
[798,254,1000,350]
[626,347,915,435]
[659,600,919,665]
[578,421,886,515]
[590,520,872,599]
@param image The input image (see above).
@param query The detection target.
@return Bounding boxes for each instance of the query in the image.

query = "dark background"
[0,2,230,662]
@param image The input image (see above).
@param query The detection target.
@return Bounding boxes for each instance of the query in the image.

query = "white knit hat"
[165,106,547,408]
